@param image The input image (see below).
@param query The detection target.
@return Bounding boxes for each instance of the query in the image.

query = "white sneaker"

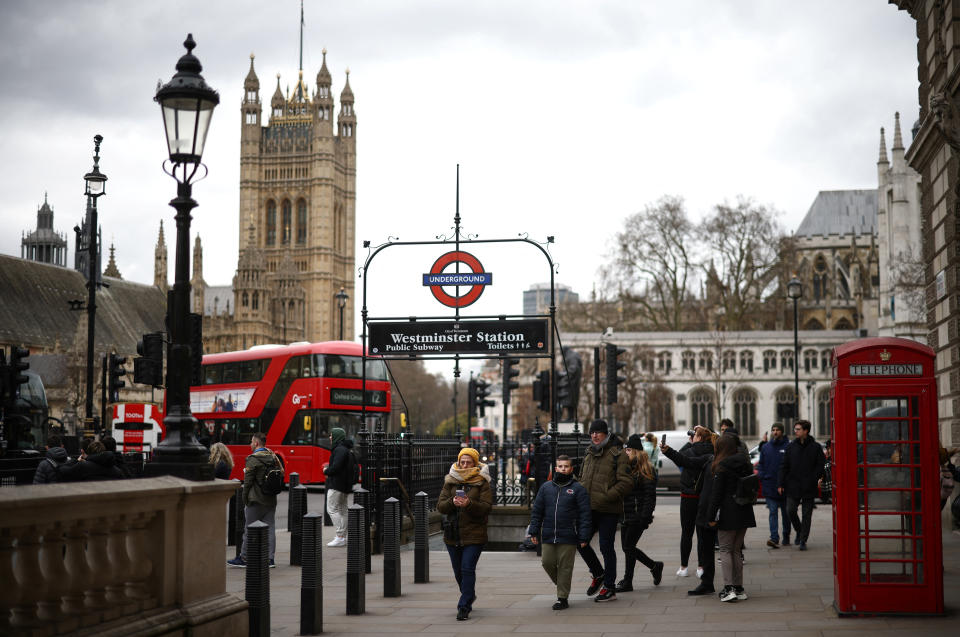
[696,567,704,578]
[676,567,689,577]
[326,536,346,547]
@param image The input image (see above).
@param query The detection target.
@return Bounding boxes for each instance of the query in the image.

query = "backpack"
[734,473,760,506]
[350,449,362,485]
[256,455,284,496]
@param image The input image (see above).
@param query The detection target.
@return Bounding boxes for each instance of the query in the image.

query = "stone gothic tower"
[21,193,68,266]
[237,48,356,344]
[233,224,273,349]
[154,221,168,293]
[191,236,205,314]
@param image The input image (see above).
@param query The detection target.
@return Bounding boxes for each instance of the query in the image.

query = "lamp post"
[83,135,107,431]
[144,34,219,481]
[335,286,348,340]
[787,275,802,424]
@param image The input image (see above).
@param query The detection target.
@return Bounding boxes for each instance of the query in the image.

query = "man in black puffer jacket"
[777,420,825,551]
[527,455,592,610]
[33,434,71,484]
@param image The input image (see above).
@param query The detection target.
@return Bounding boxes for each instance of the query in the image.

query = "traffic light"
[467,378,477,423]
[556,370,571,414]
[134,332,164,387]
[605,343,627,404]
[189,312,203,387]
[400,412,408,429]
[532,370,551,412]
[475,378,494,418]
[503,358,520,405]
[109,353,127,403]
[10,346,29,390]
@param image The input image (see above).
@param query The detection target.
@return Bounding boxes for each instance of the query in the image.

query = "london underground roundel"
[422,250,492,308]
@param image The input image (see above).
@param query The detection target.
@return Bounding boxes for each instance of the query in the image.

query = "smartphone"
[456,489,466,498]
[661,434,667,446]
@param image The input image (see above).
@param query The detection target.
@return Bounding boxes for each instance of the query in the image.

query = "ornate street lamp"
[82,135,107,430]
[145,34,219,481]
[787,275,803,425]
[335,287,348,340]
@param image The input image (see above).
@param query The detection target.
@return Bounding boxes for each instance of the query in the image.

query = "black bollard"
[414,491,429,583]
[287,472,300,531]
[354,487,372,574]
[234,484,245,558]
[346,504,365,615]
[383,497,401,597]
[245,520,270,637]
[290,484,308,566]
[300,512,323,635]
[228,485,239,546]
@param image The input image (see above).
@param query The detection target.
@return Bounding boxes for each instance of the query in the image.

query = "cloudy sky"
[1,1,919,332]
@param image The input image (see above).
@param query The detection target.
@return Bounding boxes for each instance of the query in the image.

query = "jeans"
[679,496,700,567]
[541,543,577,599]
[786,495,815,543]
[620,523,656,583]
[446,543,483,610]
[326,488,349,538]
[765,497,790,543]
[241,502,276,561]
[717,528,747,587]
[577,511,619,589]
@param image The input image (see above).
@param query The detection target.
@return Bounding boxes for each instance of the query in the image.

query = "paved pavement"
[226,495,960,636]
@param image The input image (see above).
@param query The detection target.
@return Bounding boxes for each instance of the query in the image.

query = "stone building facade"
[155,50,357,354]
[890,0,960,446]
[21,194,67,267]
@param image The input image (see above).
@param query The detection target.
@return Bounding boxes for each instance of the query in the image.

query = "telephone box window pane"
[866,560,915,583]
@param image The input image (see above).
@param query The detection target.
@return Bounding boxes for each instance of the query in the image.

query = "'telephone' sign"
[849,363,923,376]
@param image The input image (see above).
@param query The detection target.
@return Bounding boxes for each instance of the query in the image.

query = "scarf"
[447,462,490,485]
[553,472,573,487]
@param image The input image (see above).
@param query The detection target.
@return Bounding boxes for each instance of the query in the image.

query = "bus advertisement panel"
[111,403,164,455]
[190,341,391,483]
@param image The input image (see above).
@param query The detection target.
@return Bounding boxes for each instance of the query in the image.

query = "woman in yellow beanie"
[437,446,493,621]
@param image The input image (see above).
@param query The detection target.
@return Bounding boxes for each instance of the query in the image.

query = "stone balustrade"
[0,477,247,636]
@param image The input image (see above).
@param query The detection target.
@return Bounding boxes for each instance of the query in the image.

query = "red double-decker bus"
[191,341,391,483]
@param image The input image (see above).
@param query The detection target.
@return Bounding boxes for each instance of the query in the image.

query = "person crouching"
[527,455,592,610]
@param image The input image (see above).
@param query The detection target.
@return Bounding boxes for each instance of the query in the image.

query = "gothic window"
[763,350,777,373]
[281,200,292,244]
[681,350,695,371]
[698,350,712,372]
[722,351,736,371]
[813,255,828,301]
[739,350,754,372]
[265,200,276,246]
[273,106,282,117]
[733,388,758,437]
[245,112,256,125]
[296,199,307,244]
[775,387,798,429]
[817,388,833,439]
[690,388,715,430]
[246,90,256,101]
[252,292,259,310]
[820,349,831,370]
[242,292,249,307]
[657,351,672,374]
[780,350,794,371]
[803,350,818,373]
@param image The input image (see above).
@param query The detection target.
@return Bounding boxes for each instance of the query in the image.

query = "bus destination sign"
[330,388,388,407]
[849,363,923,376]
[368,319,548,356]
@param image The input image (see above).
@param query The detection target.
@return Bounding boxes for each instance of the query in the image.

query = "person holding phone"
[527,455,592,610]
[437,447,493,621]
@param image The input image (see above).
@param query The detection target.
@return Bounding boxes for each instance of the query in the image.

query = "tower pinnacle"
[892,111,904,150]
[878,127,888,164]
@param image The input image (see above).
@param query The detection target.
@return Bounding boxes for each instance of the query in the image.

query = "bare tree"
[888,246,926,320]
[386,360,453,433]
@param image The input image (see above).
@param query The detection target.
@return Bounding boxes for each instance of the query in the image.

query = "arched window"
[834,317,854,330]
[690,388,715,430]
[681,350,695,371]
[763,350,777,373]
[813,255,828,301]
[739,350,754,372]
[281,200,292,244]
[242,292,249,307]
[803,349,818,373]
[657,351,672,374]
[265,200,276,246]
[817,388,833,440]
[780,350,794,371]
[775,387,798,429]
[820,349,831,370]
[698,350,713,372]
[296,199,307,244]
[722,351,736,371]
[733,388,757,437]
[252,292,259,310]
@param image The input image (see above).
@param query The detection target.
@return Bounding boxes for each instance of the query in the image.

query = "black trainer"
[615,579,633,592]
[651,561,664,586]
[594,587,617,602]
[687,583,715,596]
[456,608,469,621]
[552,598,569,610]
[586,574,604,596]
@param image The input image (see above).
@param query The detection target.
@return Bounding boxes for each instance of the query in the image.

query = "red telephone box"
[831,337,943,615]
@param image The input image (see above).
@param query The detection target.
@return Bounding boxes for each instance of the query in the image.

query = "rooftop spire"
[892,111,904,150]
[878,127,888,164]
[299,0,304,72]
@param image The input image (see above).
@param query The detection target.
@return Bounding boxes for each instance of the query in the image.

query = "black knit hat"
[625,433,645,450]
[588,419,609,434]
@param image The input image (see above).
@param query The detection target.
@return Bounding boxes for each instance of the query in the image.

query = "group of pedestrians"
[32,433,131,483]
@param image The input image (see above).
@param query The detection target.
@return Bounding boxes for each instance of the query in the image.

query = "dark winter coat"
[663,445,715,527]
[756,435,788,500]
[214,460,232,480]
[621,469,657,528]
[59,452,123,482]
[527,475,592,545]
[243,449,280,507]
[777,435,826,499]
[32,447,70,484]
[672,440,715,496]
[707,453,758,531]
[324,439,356,493]
[578,435,633,514]
[437,464,494,546]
